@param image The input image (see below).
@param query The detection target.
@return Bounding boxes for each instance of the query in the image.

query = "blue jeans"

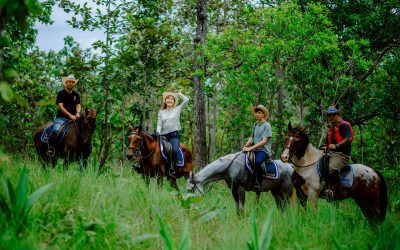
[254,150,268,168]
[164,131,183,167]
[52,117,69,135]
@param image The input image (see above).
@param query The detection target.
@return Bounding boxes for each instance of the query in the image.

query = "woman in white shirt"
[156,91,189,167]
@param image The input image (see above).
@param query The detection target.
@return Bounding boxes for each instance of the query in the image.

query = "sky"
[35,3,105,52]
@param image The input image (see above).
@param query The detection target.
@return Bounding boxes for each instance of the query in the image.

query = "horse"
[186,152,295,213]
[280,122,388,225]
[126,125,193,190]
[33,108,97,170]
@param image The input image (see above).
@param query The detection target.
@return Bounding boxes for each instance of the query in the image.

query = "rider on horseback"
[324,105,354,198]
[156,91,189,175]
[243,104,272,192]
[46,74,81,156]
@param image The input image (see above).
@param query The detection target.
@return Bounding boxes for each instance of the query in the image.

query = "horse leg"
[294,185,307,208]
[167,174,179,191]
[255,191,261,204]
[271,189,286,211]
[232,185,246,215]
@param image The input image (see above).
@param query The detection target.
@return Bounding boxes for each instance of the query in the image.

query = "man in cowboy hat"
[47,74,81,156]
[243,104,273,191]
[324,105,354,198]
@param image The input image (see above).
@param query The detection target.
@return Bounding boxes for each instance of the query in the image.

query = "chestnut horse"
[281,123,387,225]
[33,108,97,170]
[126,125,193,190]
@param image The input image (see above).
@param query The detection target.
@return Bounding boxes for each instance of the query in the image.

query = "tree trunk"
[193,0,208,169]
[142,65,148,130]
[210,92,218,160]
[98,0,112,171]
[148,86,155,133]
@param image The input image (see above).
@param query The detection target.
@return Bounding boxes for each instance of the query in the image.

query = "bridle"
[188,152,242,196]
[283,135,326,168]
[128,131,158,159]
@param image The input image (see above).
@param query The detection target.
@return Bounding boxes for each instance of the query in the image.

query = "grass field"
[0,153,399,250]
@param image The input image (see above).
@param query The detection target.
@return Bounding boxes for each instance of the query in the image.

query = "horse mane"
[290,127,310,159]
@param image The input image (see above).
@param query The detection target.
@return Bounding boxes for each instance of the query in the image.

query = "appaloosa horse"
[186,152,294,213]
[281,123,387,225]
[33,108,97,170]
[126,125,193,190]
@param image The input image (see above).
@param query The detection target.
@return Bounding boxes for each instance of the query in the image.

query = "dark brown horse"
[281,123,387,225]
[126,125,193,190]
[33,108,97,170]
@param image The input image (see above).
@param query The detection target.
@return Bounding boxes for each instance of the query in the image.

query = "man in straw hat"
[156,91,189,173]
[323,105,354,199]
[243,104,273,191]
[46,74,81,156]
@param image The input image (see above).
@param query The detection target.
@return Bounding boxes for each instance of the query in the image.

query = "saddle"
[245,151,278,180]
[317,155,354,200]
[159,136,184,169]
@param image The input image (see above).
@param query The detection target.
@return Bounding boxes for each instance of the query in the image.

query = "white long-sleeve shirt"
[156,93,189,135]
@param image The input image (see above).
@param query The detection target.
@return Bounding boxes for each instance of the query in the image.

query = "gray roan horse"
[186,152,294,213]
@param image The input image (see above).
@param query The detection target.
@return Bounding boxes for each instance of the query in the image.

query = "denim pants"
[164,130,183,166]
[254,150,268,168]
[51,117,69,135]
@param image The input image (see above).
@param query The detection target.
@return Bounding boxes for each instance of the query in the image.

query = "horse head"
[126,125,143,160]
[80,108,97,145]
[186,171,203,195]
[281,122,309,162]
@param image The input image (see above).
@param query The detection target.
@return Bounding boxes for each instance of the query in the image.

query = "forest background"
[1,0,400,249]
[1,0,400,177]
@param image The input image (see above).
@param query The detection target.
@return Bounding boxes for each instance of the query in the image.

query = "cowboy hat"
[325,106,341,115]
[251,104,269,119]
[162,92,179,107]
[62,74,79,85]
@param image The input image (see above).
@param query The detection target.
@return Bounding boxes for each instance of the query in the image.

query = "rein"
[128,132,158,159]
[192,152,242,196]
[284,146,327,168]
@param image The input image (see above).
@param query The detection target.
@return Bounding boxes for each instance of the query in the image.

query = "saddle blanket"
[160,139,184,167]
[41,124,53,143]
[245,155,279,180]
[40,122,72,144]
[317,163,354,187]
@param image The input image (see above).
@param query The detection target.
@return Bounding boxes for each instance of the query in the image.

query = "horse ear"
[138,125,143,133]
[85,107,88,115]
[288,122,292,131]
[128,125,134,132]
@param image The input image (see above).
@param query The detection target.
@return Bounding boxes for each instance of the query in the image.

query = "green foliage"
[246,211,273,250]
[158,215,190,250]
[0,167,52,233]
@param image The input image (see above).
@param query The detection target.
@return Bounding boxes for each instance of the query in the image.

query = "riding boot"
[46,131,56,156]
[253,166,262,192]
[324,170,340,200]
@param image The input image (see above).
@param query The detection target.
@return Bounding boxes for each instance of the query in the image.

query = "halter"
[128,132,158,159]
[283,136,327,168]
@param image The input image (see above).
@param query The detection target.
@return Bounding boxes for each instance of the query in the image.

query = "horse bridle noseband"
[128,132,157,159]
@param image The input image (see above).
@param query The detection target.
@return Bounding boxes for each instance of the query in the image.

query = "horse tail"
[375,170,388,222]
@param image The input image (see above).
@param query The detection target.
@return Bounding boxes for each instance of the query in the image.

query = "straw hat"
[162,92,179,107]
[251,104,269,119]
[62,74,79,85]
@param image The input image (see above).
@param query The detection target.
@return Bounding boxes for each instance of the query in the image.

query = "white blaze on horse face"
[281,136,294,162]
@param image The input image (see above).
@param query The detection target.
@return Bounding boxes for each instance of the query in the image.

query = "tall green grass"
[0,154,399,249]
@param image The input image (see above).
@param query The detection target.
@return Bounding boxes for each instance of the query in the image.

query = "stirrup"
[46,146,55,156]
[168,167,176,177]
[253,182,261,192]
[324,189,334,199]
